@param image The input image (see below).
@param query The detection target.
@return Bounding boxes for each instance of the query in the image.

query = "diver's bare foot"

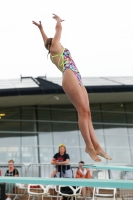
[85,148,101,162]
[95,146,112,160]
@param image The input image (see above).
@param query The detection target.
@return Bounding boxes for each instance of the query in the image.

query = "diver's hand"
[52,14,64,22]
[32,21,43,29]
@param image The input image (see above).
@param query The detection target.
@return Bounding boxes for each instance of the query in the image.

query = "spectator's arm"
[51,158,58,164]
[59,159,69,164]
[76,169,84,178]
[86,168,92,178]
[75,170,79,178]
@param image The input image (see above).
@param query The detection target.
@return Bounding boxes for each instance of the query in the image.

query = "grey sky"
[0,0,133,79]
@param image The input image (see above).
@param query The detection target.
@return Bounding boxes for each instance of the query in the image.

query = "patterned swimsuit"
[51,48,82,85]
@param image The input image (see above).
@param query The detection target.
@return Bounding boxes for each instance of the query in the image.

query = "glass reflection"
[107,148,131,164]
[39,147,54,163]
[0,103,132,166]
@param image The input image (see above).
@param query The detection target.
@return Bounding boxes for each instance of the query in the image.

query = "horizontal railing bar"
[0,119,133,126]
[0,163,133,166]
[17,106,133,114]
[27,163,133,171]
[0,131,133,135]
[83,164,133,171]
[1,145,133,149]
[1,163,133,170]
[0,177,133,189]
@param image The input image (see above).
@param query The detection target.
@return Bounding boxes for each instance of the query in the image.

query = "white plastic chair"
[27,184,51,200]
[55,185,82,200]
[92,187,116,200]
[92,170,116,200]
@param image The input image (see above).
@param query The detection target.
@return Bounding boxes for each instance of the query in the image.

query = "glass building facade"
[0,102,133,165]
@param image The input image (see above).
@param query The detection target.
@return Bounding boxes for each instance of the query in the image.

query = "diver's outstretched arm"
[52,14,64,45]
[32,21,48,44]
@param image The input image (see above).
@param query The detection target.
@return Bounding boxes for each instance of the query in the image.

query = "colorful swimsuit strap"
[51,48,65,68]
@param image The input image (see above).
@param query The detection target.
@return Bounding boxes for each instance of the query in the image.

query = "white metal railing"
[1,163,133,199]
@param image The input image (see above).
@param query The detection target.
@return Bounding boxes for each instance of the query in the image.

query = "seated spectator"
[5,159,19,200]
[51,144,73,178]
[75,161,93,199]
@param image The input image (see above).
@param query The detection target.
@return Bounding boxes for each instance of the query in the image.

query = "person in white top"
[5,160,19,200]
[75,161,93,199]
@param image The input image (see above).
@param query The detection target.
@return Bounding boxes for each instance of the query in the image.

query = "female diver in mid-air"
[32,14,112,162]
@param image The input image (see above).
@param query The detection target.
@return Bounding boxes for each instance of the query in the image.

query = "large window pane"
[22,134,37,145]
[0,107,20,131]
[37,106,54,164]
[22,146,38,163]
[51,106,80,164]
[51,107,80,160]
[130,150,133,164]
[103,126,129,164]
[21,133,38,163]
[0,133,20,146]
[21,107,36,132]
[51,106,77,122]
[103,127,128,136]
[67,147,81,163]
[105,135,129,147]
[38,122,52,133]
[51,106,78,132]
[38,123,53,163]
[39,147,54,163]
[101,103,126,124]
[129,136,133,146]
[0,146,20,163]
[38,107,53,163]
[128,128,133,135]
[101,103,130,164]
[91,104,102,124]
[37,106,52,132]
[0,107,20,119]
[107,148,131,164]
[53,130,79,146]
[0,133,21,162]
[125,103,133,124]
[37,106,51,120]
[125,103,133,152]
[39,131,53,146]
[52,121,78,133]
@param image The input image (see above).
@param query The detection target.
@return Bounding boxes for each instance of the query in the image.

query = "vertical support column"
[35,106,41,177]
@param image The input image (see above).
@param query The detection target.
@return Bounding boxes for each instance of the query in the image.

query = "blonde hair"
[45,38,53,58]
[58,144,66,154]
[8,159,14,163]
